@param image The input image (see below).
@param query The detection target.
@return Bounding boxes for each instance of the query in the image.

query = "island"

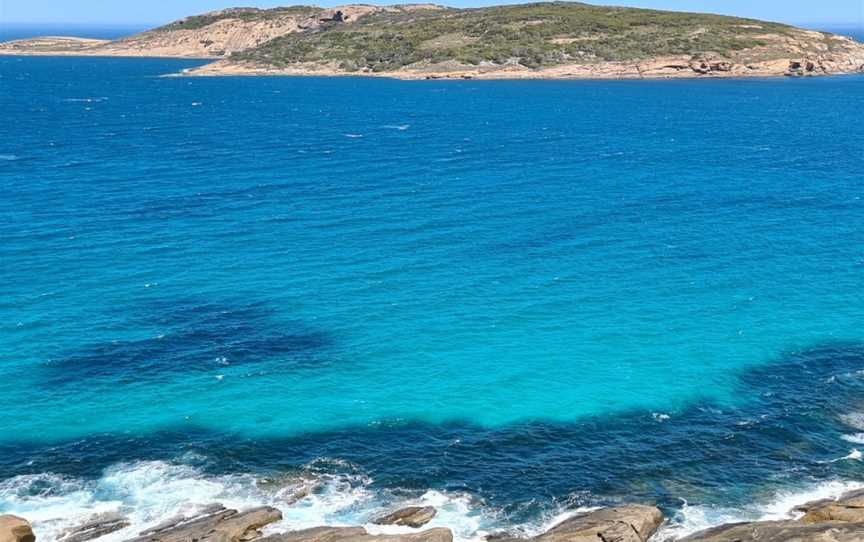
[2,2,863,80]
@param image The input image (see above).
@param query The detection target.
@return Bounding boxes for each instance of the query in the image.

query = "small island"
[1,2,863,80]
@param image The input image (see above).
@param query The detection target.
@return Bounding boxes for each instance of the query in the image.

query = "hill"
[2,2,863,79]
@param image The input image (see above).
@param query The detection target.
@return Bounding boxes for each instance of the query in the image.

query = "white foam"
[842,433,864,444]
[659,480,864,539]
[0,462,498,542]
[839,412,864,430]
[842,449,863,461]
[6,462,864,542]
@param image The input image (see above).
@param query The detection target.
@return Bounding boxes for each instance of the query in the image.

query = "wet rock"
[139,504,229,537]
[0,516,35,542]
[257,474,323,505]
[680,520,864,541]
[58,512,130,542]
[129,505,282,542]
[532,505,663,542]
[281,480,323,505]
[373,507,437,528]
[257,527,453,542]
[795,488,864,524]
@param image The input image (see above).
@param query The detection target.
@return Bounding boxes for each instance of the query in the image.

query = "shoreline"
[3,53,863,81]
[1,456,863,542]
[177,54,864,80]
[4,480,864,542]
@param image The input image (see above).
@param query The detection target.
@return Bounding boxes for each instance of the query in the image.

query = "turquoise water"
[1,56,863,539]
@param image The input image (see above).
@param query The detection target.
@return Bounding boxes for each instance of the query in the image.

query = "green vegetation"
[230,2,794,72]
[157,6,322,31]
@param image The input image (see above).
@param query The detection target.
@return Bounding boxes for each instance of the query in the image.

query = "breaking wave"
[2,459,863,542]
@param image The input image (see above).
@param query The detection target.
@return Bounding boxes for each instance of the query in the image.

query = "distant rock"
[373,507,437,528]
[58,512,130,542]
[795,488,864,524]
[0,516,35,542]
[680,520,864,541]
[127,504,282,542]
[532,505,664,542]
[258,526,453,542]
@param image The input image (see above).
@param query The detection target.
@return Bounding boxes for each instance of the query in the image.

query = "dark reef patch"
[6,342,864,519]
[41,298,332,385]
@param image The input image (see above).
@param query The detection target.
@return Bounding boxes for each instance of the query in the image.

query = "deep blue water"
[1,56,863,539]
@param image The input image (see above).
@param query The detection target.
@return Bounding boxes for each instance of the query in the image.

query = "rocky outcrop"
[373,507,437,528]
[680,520,864,542]
[532,505,664,542]
[796,489,864,524]
[127,504,282,542]
[0,5,436,59]
[0,516,34,542]
[58,512,130,542]
[682,488,864,541]
[258,527,453,542]
[257,474,323,505]
[9,490,864,542]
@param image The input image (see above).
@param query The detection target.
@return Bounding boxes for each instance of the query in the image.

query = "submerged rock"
[128,505,282,542]
[680,520,864,541]
[795,488,864,524]
[257,474,323,505]
[0,516,35,542]
[258,527,453,542]
[58,512,130,542]
[533,505,664,542]
[373,507,437,528]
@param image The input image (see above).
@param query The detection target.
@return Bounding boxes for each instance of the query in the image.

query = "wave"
[3,458,864,542]
[0,460,497,542]
[658,479,864,539]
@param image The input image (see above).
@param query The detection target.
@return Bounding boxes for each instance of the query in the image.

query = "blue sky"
[1,0,862,26]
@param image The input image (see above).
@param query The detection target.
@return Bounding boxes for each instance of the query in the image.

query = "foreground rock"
[373,507,437,528]
[0,516,34,542]
[532,505,664,542]
[680,520,864,542]
[128,504,282,542]
[796,488,864,524]
[258,527,453,542]
[58,512,130,542]
[682,487,864,541]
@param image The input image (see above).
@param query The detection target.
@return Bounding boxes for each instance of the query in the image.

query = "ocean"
[0,24,151,42]
[0,55,863,540]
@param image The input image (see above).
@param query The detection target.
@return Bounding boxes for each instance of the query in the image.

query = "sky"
[0,0,862,27]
